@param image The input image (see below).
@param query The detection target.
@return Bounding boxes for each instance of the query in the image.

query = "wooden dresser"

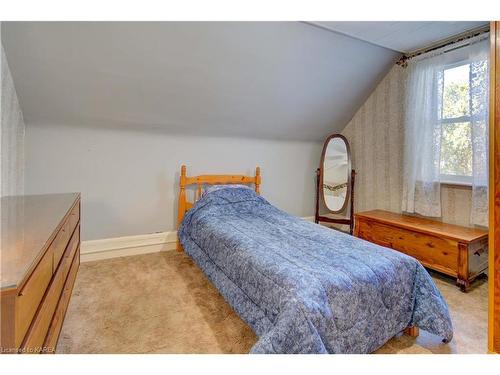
[0,193,80,354]
[354,210,488,292]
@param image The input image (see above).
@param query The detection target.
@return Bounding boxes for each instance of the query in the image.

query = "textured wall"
[341,65,474,227]
[26,124,322,241]
[1,43,25,197]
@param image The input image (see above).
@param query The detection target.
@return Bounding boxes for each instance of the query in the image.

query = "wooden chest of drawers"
[354,210,488,292]
[0,193,81,353]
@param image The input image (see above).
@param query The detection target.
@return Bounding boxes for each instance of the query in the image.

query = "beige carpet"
[57,251,488,354]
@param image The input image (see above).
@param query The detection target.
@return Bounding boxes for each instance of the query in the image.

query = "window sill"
[440,181,472,189]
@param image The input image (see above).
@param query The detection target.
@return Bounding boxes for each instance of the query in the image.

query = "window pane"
[440,122,472,177]
[442,64,470,119]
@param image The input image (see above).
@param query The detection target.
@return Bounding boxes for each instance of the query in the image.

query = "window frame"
[438,60,473,186]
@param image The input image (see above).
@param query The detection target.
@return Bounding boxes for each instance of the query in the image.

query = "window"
[439,62,473,185]
[402,37,489,225]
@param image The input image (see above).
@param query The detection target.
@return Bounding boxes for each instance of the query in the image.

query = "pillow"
[202,184,253,197]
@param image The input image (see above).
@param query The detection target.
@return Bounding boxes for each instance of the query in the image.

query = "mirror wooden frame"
[315,134,356,234]
[319,134,352,213]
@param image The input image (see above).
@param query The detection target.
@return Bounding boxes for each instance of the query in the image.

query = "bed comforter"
[178,186,453,353]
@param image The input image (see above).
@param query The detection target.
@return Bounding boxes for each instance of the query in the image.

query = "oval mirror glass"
[321,135,351,213]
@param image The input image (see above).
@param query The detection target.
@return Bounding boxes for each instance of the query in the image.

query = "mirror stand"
[315,168,356,234]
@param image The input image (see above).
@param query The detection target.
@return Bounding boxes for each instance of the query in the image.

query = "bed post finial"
[255,166,261,194]
[177,165,187,251]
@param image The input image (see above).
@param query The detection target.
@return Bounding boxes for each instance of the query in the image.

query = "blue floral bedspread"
[178,186,453,353]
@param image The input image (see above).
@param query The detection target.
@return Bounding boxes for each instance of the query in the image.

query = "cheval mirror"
[315,134,356,234]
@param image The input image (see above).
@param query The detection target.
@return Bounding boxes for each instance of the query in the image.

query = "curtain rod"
[396,24,490,67]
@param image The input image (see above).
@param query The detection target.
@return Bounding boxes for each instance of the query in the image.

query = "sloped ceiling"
[310,21,488,53]
[1,22,399,142]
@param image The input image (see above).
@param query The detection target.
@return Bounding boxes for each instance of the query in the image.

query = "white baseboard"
[81,215,315,263]
[80,231,177,262]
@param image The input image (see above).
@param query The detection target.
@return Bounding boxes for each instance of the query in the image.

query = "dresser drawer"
[60,225,80,282]
[68,203,80,235]
[44,248,80,353]
[357,219,459,274]
[15,247,54,346]
[21,262,66,353]
[52,202,80,270]
[52,219,71,271]
[20,226,79,353]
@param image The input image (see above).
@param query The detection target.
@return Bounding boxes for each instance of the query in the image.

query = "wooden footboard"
[176,165,261,252]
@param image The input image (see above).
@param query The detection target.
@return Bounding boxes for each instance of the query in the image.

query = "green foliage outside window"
[439,64,473,178]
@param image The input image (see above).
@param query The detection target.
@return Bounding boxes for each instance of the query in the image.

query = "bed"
[176,165,453,353]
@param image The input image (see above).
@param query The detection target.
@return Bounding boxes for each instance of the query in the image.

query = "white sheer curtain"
[402,46,445,218]
[402,36,489,226]
[469,43,490,226]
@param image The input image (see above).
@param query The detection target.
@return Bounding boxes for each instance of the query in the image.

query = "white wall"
[26,124,322,240]
[1,42,25,197]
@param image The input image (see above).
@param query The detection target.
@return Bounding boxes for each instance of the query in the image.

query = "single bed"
[176,165,453,353]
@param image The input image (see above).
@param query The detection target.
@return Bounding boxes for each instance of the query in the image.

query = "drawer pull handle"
[473,251,482,256]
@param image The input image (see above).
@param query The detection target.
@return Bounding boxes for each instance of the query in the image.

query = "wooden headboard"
[176,165,261,251]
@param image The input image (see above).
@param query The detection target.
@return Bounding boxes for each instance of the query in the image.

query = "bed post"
[177,165,187,252]
[403,326,420,338]
[255,166,261,194]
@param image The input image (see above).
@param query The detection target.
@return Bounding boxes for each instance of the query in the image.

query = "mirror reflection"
[322,137,349,212]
